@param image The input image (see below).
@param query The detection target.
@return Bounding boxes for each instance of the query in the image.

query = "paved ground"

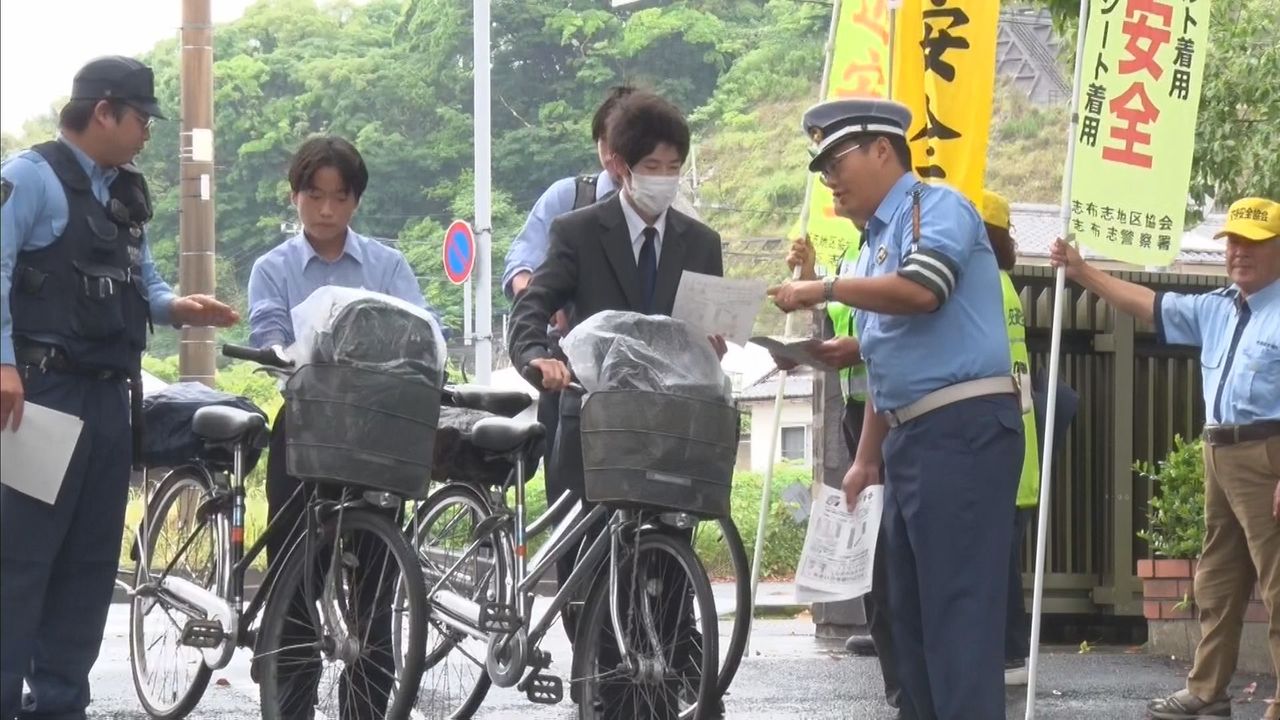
[81,586,1276,720]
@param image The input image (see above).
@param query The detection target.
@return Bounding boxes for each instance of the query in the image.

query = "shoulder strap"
[572,174,599,211]
[32,141,92,192]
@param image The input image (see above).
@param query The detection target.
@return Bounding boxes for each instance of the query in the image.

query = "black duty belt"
[1202,421,1280,447]
[14,342,131,382]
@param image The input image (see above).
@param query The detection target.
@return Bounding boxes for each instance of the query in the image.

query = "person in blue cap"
[0,55,239,718]
[770,98,1024,720]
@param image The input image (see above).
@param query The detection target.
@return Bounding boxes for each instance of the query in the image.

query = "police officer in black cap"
[1,55,239,718]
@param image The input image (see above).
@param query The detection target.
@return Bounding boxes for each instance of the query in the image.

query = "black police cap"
[70,56,166,120]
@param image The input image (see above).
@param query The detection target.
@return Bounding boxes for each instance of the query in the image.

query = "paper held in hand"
[794,484,884,603]
[1,402,84,505]
[671,271,767,346]
[749,336,834,372]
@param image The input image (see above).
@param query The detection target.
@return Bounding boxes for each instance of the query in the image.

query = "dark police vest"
[10,141,152,372]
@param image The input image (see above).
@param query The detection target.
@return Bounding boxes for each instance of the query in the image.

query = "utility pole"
[179,0,217,385]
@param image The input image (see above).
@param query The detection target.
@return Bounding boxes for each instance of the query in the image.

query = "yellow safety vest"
[826,244,869,402]
[1002,271,1040,508]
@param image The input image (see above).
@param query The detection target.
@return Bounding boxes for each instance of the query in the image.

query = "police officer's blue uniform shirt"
[853,173,1011,412]
[501,171,616,298]
[247,228,428,349]
[1156,280,1280,425]
[1,136,177,366]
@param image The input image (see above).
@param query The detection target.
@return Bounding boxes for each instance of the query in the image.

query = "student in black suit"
[508,91,727,716]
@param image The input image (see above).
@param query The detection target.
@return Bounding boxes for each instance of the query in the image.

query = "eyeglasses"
[129,108,155,130]
[818,143,862,182]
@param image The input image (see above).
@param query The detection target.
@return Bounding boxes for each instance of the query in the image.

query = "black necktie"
[639,226,658,313]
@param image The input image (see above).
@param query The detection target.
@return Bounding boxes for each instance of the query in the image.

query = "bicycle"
[124,343,428,719]
[409,375,749,720]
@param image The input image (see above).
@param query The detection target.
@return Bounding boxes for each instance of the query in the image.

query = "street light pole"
[179,0,217,386]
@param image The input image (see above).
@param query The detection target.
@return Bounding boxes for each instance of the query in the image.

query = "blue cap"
[802,98,912,172]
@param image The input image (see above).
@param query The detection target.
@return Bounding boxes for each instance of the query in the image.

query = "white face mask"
[626,171,680,217]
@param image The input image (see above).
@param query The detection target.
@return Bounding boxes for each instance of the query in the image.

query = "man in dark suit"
[508,90,726,716]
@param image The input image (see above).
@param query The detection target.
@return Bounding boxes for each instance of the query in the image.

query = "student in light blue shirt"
[1052,196,1280,720]
[248,135,429,716]
[501,86,631,300]
[247,139,426,349]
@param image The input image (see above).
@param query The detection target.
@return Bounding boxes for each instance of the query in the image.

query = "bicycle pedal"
[180,618,225,649]
[522,672,563,705]
[478,602,520,633]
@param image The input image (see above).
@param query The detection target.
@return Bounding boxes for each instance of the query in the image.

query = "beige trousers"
[1185,436,1280,719]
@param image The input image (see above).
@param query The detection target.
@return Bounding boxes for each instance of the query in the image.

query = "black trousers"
[1005,508,1034,662]
[265,408,397,720]
[841,397,901,710]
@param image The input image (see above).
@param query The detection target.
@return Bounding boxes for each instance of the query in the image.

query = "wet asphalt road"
[83,603,1275,719]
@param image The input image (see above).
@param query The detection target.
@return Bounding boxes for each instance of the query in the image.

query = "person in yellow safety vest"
[776,237,901,715]
[981,189,1041,688]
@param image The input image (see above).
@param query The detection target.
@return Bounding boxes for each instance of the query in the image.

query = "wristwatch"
[823,276,837,303]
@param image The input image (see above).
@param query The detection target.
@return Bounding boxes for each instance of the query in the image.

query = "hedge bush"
[1136,435,1205,559]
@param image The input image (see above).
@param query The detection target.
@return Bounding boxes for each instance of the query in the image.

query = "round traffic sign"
[443,220,475,285]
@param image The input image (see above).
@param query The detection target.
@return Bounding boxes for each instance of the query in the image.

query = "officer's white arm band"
[898,249,960,306]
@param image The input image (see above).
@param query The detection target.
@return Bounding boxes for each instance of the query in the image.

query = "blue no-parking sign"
[442,220,475,285]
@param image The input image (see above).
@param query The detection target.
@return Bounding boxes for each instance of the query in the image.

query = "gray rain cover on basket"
[561,310,732,402]
[288,286,446,381]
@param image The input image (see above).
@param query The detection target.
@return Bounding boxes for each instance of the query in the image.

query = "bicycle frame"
[425,450,656,671]
[128,439,351,649]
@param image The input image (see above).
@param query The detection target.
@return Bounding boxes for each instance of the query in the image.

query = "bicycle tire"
[708,516,750,699]
[129,466,224,719]
[409,482,513,719]
[573,529,719,720]
[257,507,427,720]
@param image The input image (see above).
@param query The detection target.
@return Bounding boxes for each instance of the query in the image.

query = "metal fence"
[1013,265,1224,616]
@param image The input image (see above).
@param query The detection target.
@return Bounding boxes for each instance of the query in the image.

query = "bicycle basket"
[285,363,441,499]
[580,389,737,518]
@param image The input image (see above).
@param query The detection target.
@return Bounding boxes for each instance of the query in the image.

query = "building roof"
[737,372,814,402]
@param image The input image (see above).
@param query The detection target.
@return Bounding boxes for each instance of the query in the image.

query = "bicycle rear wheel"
[257,507,426,720]
[573,529,719,720]
[691,515,750,699]
[129,466,225,719]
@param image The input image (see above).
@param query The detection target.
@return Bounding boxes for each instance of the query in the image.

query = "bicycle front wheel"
[257,507,427,720]
[573,529,719,720]
[129,466,225,719]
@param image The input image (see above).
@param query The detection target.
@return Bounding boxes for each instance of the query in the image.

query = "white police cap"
[802,98,912,172]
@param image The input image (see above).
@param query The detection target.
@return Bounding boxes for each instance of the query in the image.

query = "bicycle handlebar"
[520,363,584,395]
[221,343,294,369]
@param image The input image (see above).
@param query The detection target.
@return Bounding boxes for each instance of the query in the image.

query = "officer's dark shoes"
[1146,689,1231,719]
[844,633,878,657]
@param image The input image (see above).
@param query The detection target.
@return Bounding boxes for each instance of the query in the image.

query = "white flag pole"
[1026,1,1090,716]
[745,0,844,654]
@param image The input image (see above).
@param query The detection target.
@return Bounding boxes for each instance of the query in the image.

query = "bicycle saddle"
[448,384,535,418]
[192,405,267,443]
[468,417,544,454]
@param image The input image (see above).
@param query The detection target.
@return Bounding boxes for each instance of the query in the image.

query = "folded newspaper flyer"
[794,484,884,603]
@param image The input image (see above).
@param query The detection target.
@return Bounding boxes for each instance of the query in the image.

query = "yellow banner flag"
[891,0,999,207]
[1068,0,1210,266]
[795,0,892,269]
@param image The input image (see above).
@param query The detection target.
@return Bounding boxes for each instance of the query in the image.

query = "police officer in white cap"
[771,98,1024,720]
